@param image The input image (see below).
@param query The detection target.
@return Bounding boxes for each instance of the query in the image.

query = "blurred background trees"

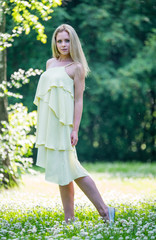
[1,0,156,187]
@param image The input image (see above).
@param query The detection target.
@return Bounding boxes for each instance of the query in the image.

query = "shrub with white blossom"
[0,66,43,188]
[0,103,37,188]
[0,68,43,98]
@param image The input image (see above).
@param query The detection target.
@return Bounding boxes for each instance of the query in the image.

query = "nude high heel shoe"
[108,207,115,227]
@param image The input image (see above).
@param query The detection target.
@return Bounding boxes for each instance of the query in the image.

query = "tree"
[0,0,62,188]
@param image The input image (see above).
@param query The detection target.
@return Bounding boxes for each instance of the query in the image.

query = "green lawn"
[0,162,156,239]
[82,161,156,177]
[34,161,156,177]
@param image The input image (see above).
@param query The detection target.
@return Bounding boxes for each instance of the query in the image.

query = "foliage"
[67,0,156,162]
[6,0,156,162]
[0,68,43,98]
[0,67,42,188]
[0,103,37,188]
[0,0,62,50]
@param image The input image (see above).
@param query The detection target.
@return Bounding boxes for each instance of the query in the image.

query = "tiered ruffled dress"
[33,65,89,186]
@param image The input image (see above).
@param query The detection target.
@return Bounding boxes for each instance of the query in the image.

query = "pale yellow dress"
[33,64,89,186]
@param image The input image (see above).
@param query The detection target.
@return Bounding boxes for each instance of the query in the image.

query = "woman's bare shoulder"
[46,58,56,69]
[74,62,85,78]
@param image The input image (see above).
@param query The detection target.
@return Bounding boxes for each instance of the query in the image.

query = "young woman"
[34,24,115,225]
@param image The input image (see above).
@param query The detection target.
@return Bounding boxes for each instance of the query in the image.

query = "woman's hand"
[70,130,78,146]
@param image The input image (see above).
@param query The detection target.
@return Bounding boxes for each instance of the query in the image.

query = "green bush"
[0,103,36,188]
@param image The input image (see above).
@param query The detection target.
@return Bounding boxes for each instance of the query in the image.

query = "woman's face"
[56,31,70,57]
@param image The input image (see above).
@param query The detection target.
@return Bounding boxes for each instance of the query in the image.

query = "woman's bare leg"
[74,176,109,221]
[59,181,75,223]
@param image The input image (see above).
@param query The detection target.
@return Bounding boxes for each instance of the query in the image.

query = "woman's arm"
[71,63,85,146]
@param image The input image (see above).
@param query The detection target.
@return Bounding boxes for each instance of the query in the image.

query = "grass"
[82,161,156,178]
[0,162,156,239]
[34,161,156,178]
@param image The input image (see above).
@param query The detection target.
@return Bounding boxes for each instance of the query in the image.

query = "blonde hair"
[52,24,90,77]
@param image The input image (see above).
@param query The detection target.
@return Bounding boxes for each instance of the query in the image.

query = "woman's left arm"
[70,63,85,146]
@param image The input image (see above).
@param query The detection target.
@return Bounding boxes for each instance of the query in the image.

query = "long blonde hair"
[52,24,90,77]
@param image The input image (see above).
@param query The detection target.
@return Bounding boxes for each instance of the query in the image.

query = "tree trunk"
[0,5,17,188]
[0,5,8,126]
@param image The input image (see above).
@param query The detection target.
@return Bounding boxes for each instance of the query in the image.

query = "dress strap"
[64,62,75,67]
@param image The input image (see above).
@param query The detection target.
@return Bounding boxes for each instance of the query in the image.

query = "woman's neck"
[58,54,72,62]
